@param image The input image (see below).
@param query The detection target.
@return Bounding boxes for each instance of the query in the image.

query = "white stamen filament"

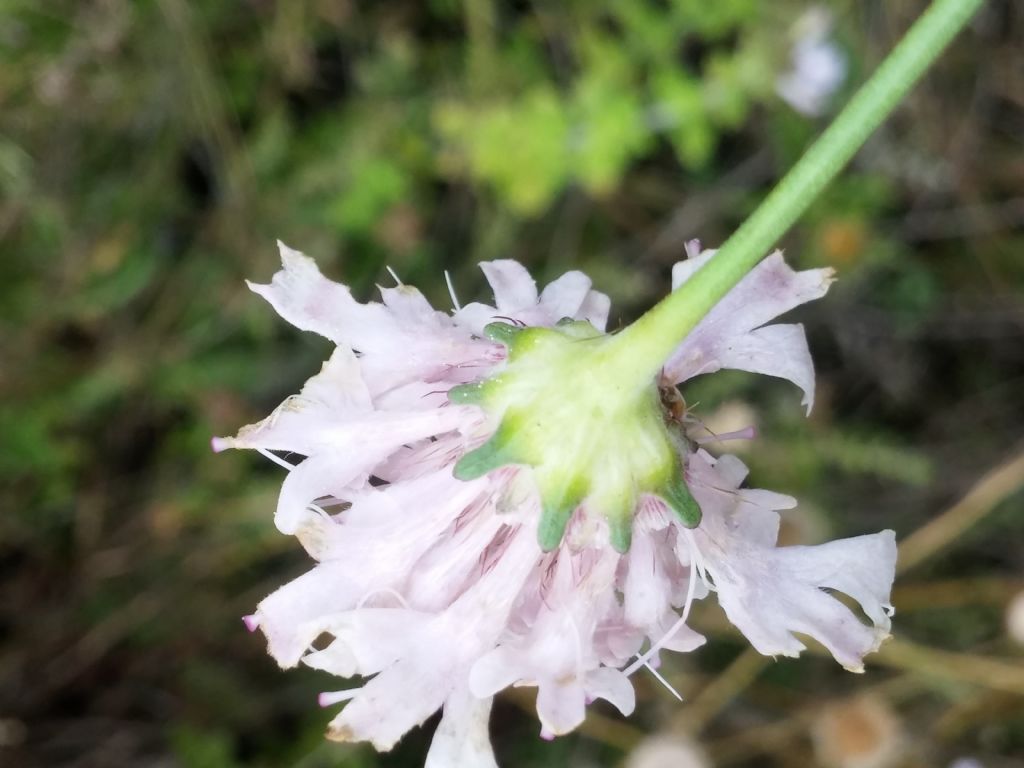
[308,503,331,521]
[257,448,297,471]
[694,426,757,444]
[643,660,683,701]
[445,270,461,310]
[623,537,700,677]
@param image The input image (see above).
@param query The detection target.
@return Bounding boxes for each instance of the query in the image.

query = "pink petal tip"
[211,436,230,453]
[242,614,259,632]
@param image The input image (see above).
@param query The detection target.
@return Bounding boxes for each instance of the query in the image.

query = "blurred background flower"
[775,7,846,117]
[1,1,1023,767]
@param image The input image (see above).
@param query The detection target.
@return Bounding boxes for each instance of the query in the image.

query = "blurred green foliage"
[1,1,1023,767]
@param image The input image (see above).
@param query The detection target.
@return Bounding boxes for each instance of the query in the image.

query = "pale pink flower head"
[214,241,896,765]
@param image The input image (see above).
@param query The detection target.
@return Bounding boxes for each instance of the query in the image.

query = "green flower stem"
[605,0,983,386]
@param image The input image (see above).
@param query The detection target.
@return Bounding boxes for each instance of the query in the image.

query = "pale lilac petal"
[688,454,895,671]
[406,505,508,611]
[294,472,488,566]
[708,451,750,488]
[455,263,611,335]
[468,647,525,698]
[623,527,672,629]
[327,651,453,750]
[249,242,388,347]
[303,609,432,678]
[711,535,896,672]
[425,686,498,768]
[372,431,480,484]
[731,489,795,548]
[370,379,457,412]
[251,244,493,398]
[379,284,447,325]
[584,667,635,716]
[577,289,611,332]
[773,533,897,631]
[669,247,715,290]
[276,452,368,535]
[272,408,480,534]
[536,678,586,736]
[255,561,360,667]
[291,346,371,412]
[358,341,494,399]
[326,527,539,751]
[708,323,817,412]
[665,249,834,411]
[671,250,833,330]
[596,620,644,666]
[259,476,491,666]
[538,271,592,320]
[479,260,538,310]
[213,347,371,455]
[649,611,706,654]
[453,302,505,336]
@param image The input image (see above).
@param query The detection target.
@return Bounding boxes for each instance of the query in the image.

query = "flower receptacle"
[452,320,702,552]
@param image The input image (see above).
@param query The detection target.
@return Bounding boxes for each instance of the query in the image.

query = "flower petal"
[212,346,371,455]
[250,244,492,398]
[468,647,525,698]
[774,533,897,632]
[327,526,540,751]
[686,451,895,671]
[249,242,388,348]
[709,323,817,412]
[275,452,369,534]
[425,685,498,768]
[711,532,896,671]
[623,526,672,629]
[538,271,592,320]
[665,249,834,412]
[269,408,480,534]
[584,667,636,716]
[455,261,612,334]
[303,608,432,678]
[479,260,538,311]
[536,678,586,736]
[255,561,360,667]
[327,650,453,751]
[577,289,611,332]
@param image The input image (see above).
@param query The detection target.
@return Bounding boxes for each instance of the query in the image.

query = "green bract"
[451,320,700,553]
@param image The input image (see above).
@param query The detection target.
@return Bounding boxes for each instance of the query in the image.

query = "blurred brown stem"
[898,449,1024,574]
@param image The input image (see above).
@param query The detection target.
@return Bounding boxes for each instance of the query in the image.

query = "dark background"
[1,1,1023,766]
